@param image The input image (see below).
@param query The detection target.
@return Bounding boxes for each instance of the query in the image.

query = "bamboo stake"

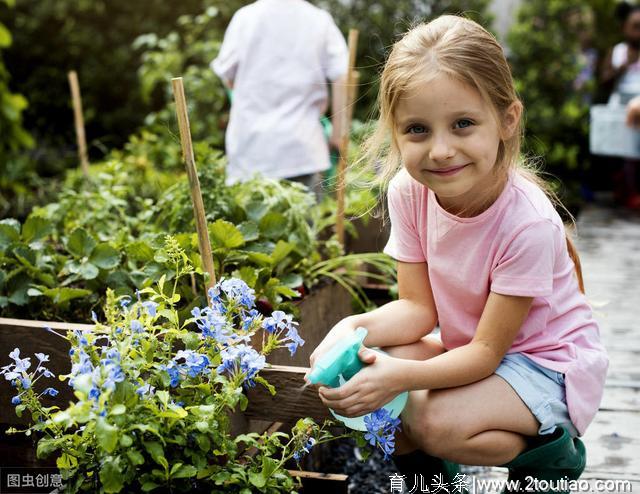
[171,77,217,301]
[335,29,359,246]
[67,71,90,177]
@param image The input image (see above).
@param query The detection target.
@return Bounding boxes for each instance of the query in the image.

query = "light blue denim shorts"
[494,353,579,438]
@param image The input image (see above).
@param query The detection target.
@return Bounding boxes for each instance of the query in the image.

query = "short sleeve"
[322,14,348,81]
[211,12,243,83]
[491,220,559,297]
[383,178,426,263]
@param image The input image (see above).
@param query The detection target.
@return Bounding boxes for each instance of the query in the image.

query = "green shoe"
[500,426,586,494]
[392,450,467,493]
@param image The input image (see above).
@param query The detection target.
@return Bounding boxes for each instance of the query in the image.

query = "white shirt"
[211,0,348,180]
[611,42,640,96]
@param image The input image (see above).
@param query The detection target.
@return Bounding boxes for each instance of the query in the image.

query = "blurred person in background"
[601,1,640,209]
[211,0,348,193]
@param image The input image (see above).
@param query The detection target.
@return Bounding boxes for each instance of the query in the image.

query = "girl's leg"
[403,375,539,466]
[383,336,539,465]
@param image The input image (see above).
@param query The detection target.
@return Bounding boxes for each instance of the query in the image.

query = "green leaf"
[125,240,156,262]
[0,23,11,48]
[237,221,260,242]
[259,212,287,238]
[170,463,197,479]
[90,243,121,269]
[66,228,97,258]
[110,404,126,416]
[36,437,60,459]
[96,417,119,453]
[22,216,53,243]
[144,441,168,470]
[126,449,145,466]
[249,471,267,488]
[271,240,294,266]
[100,457,125,493]
[42,287,92,305]
[78,262,99,280]
[209,219,245,249]
[0,219,20,251]
[254,376,276,396]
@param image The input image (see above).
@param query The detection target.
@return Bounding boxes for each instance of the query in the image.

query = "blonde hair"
[361,15,585,292]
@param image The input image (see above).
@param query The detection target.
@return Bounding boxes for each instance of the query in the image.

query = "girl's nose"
[428,134,455,162]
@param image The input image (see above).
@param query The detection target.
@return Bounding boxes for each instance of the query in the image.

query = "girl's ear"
[500,101,522,140]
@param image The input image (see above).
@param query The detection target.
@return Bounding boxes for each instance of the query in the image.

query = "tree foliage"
[508,0,618,207]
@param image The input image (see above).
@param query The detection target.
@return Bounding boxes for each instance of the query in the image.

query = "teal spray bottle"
[306,327,408,431]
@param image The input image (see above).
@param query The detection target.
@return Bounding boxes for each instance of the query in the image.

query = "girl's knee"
[403,390,458,457]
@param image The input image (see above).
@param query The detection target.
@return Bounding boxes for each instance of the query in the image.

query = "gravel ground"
[316,437,495,494]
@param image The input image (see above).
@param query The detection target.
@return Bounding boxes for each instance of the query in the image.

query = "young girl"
[307,15,609,490]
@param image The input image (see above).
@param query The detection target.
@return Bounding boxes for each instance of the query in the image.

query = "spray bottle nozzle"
[306,327,368,388]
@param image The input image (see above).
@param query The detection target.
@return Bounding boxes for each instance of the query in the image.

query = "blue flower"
[74,330,89,347]
[212,278,256,310]
[216,344,265,386]
[119,296,131,310]
[136,383,155,397]
[11,396,21,405]
[192,307,233,344]
[20,377,31,389]
[293,437,316,462]
[8,348,31,373]
[35,353,50,363]
[142,301,158,318]
[164,362,181,388]
[174,350,210,378]
[43,387,59,397]
[130,320,144,333]
[363,408,401,460]
[262,311,290,333]
[284,326,305,356]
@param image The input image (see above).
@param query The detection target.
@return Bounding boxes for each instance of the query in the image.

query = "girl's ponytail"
[565,234,585,294]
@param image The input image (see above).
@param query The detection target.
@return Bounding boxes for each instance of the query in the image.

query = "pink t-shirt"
[383,169,608,436]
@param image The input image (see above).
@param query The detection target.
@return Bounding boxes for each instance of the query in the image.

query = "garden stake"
[171,77,217,302]
[336,29,359,246]
[67,70,90,177]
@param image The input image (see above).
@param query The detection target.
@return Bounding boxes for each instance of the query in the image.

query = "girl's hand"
[318,346,405,418]
[305,318,357,380]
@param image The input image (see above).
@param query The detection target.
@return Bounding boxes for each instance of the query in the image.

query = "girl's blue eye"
[407,124,426,134]
[455,119,474,129]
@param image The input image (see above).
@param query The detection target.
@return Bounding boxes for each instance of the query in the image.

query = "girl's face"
[394,73,515,215]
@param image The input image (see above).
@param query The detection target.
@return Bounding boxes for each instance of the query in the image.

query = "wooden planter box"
[345,215,390,255]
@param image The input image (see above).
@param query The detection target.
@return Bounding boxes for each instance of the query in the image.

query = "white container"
[590,95,640,159]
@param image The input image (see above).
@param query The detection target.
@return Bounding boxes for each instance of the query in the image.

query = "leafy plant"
[1,252,400,492]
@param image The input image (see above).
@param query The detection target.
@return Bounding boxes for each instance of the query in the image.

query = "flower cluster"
[1,349,57,405]
[363,408,402,459]
[1,272,319,493]
[216,344,266,387]
[262,310,305,356]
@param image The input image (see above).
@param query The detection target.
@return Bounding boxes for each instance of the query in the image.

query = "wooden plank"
[288,469,348,494]
[0,319,329,425]
[0,319,77,425]
[599,386,640,412]
[578,410,640,478]
[245,366,331,423]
